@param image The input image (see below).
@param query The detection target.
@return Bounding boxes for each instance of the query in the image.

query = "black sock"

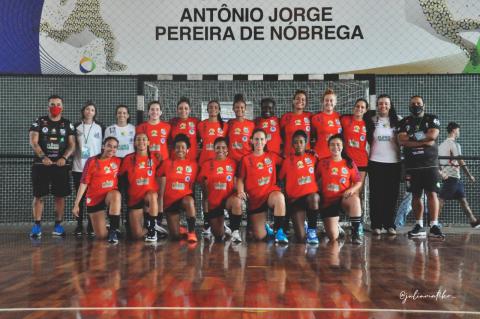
[203,217,210,230]
[350,216,362,231]
[307,210,318,229]
[156,213,164,225]
[187,217,196,233]
[147,215,156,230]
[35,220,41,225]
[55,220,62,226]
[109,215,120,231]
[230,214,242,231]
[274,216,285,231]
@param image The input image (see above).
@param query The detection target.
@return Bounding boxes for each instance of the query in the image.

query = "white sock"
[431,220,439,226]
[416,220,424,227]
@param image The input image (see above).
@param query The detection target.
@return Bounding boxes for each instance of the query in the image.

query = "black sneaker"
[408,224,426,237]
[87,223,95,239]
[429,225,445,239]
[74,224,83,237]
[108,229,119,244]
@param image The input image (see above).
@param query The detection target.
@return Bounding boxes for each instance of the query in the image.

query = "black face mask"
[409,105,424,116]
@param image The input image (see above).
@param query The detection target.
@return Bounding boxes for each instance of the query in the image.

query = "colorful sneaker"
[351,224,364,245]
[429,225,445,239]
[265,223,275,237]
[224,222,232,237]
[179,226,188,238]
[187,231,198,243]
[145,228,157,242]
[30,224,42,238]
[74,224,83,237]
[52,224,65,237]
[275,228,289,244]
[231,229,242,243]
[306,228,319,245]
[470,220,480,229]
[108,229,119,244]
[408,224,426,237]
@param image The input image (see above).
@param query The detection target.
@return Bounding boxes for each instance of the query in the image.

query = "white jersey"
[369,116,400,163]
[73,121,103,172]
[104,123,135,158]
[438,137,461,179]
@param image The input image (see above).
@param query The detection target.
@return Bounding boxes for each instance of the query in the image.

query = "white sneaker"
[231,230,242,243]
[387,227,397,235]
[338,224,345,238]
[224,222,232,237]
[372,228,382,235]
[202,227,212,237]
[155,224,168,235]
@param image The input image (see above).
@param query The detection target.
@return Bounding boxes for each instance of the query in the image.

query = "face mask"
[49,106,62,117]
[409,105,424,116]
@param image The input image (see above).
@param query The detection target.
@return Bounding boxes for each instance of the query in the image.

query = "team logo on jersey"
[341,167,348,175]
[226,175,232,182]
[180,123,186,129]
[309,167,314,174]
[139,162,146,169]
[147,169,153,177]
[258,176,270,186]
[298,176,312,185]
[42,127,48,133]
[354,125,360,133]
[262,122,268,128]
[331,167,338,175]
[264,158,272,165]
[186,166,192,173]
[243,127,249,134]
[217,167,224,174]
[268,167,273,174]
[209,128,215,136]
[160,129,166,135]
[136,178,149,186]
[295,119,301,126]
[297,160,304,168]
[327,120,334,127]
[218,128,223,134]
[234,128,241,135]
[327,183,340,192]
[51,128,57,134]
[60,129,66,136]
[172,182,185,190]
[335,119,340,125]
[189,122,195,128]
[104,166,111,174]
[121,131,126,136]
[257,162,264,169]
[270,127,276,132]
[362,126,366,133]
[185,176,191,182]
[176,166,183,174]
[102,180,113,189]
[304,117,310,124]
[232,142,243,149]
[110,163,118,170]
[306,126,310,132]
[214,182,227,190]
[242,136,248,142]
[151,130,158,137]
[305,157,312,164]
[160,138,166,144]
[270,119,277,126]
[189,129,195,135]
[360,135,366,141]
[94,132,100,139]
[433,118,440,126]
[340,177,347,184]
[86,197,91,204]
[69,123,74,130]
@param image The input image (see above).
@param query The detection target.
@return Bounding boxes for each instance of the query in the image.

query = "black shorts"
[439,177,465,200]
[31,164,71,197]
[357,166,367,172]
[165,198,185,214]
[87,201,107,214]
[287,194,312,212]
[128,199,145,210]
[248,202,269,216]
[406,167,441,194]
[320,200,342,219]
[206,205,226,220]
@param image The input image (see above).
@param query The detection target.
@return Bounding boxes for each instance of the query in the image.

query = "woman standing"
[364,94,401,235]
[119,133,159,242]
[104,105,135,158]
[280,90,312,157]
[136,101,171,162]
[169,97,199,161]
[72,102,104,237]
[237,129,288,243]
[316,134,363,244]
[157,134,198,242]
[311,88,343,159]
[197,137,243,242]
[227,94,255,163]
[197,100,229,165]
[278,130,320,244]
[254,98,281,155]
[341,98,369,186]
[72,137,122,244]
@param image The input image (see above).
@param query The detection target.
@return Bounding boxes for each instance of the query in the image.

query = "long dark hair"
[363,94,398,144]
[133,133,152,170]
[328,134,354,169]
[207,99,224,130]
[97,136,119,159]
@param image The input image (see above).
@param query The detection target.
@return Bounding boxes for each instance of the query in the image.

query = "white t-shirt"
[73,122,103,172]
[104,123,135,158]
[438,137,461,179]
[369,116,400,163]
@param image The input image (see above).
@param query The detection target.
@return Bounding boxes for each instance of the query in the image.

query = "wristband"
[61,156,68,161]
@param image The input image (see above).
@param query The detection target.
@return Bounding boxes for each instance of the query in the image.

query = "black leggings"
[72,171,86,224]
[368,161,401,229]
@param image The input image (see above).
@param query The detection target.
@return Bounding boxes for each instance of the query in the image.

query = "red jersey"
[238,152,282,210]
[119,153,160,207]
[157,158,198,209]
[169,117,199,161]
[341,115,368,168]
[280,112,312,157]
[136,121,171,161]
[197,158,236,210]
[227,118,255,162]
[316,158,360,207]
[279,153,318,201]
[311,112,342,159]
[255,116,281,154]
[197,120,229,165]
[81,156,121,207]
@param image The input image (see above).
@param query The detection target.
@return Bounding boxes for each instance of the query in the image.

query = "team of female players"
[72,89,368,245]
